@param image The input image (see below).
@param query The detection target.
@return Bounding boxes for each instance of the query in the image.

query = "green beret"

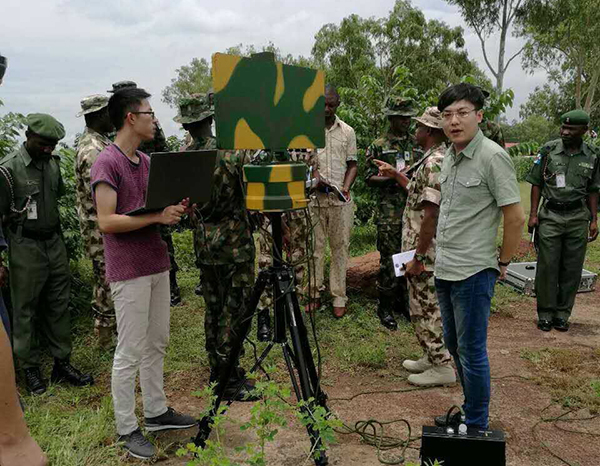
[561,109,590,126]
[26,113,66,141]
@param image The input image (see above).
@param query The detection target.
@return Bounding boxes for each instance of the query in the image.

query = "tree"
[0,99,26,160]
[312,0,489,103]
[161,58,212,108]
[503,115,559,144]
[516,0,600,114]
[446,0,525,92]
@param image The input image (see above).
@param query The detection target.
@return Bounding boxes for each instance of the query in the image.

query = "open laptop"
[126,150,218,216]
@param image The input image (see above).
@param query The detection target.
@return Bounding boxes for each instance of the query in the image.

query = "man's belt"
[10,225,59,241]
[545,199,584,212]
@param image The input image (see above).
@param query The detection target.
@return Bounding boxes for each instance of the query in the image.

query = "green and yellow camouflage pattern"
[212,52,325,150]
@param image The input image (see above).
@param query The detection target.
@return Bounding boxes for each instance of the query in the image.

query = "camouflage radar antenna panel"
[212,52,325,150]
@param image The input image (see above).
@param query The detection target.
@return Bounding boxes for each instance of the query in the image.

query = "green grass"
[19,192,600,464]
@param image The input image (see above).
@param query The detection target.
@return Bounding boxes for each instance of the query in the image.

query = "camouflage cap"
[76,94,109,117]
[561,109,590,126]
[108,80,137,93]
[413,107,443,129]
[173,95,213,124]
[26,113,65,141]
[384,97,417,117]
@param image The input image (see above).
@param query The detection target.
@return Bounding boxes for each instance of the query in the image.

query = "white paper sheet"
[392,249,416,277]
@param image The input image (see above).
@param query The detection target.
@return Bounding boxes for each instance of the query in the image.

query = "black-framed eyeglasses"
[131,111,155,118]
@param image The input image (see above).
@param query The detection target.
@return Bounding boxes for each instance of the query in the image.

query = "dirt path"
[158,287,600,466]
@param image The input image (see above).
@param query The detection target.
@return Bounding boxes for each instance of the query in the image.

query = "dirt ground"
[156,286,600,466]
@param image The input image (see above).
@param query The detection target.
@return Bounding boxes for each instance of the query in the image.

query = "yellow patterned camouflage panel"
[212,52,325,150]
[244,162,308,212]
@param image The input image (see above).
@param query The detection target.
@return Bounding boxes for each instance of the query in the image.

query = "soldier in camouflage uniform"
[108,81,182,306]
[175,95,216,295]
[366,97,417,330]
[375,108,455,387]
[175,96,257,401]
[74,94,116,348]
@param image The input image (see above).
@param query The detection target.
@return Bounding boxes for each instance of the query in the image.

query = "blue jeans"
[435,268,497,429]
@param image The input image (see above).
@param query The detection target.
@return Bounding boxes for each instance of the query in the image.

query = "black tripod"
[194,211,330,466]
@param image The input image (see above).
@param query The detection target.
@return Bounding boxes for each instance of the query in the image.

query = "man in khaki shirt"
[310,85,358,317]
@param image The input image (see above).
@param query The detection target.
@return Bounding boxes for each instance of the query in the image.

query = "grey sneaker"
[145,407,197,432]
[118,428,156,459]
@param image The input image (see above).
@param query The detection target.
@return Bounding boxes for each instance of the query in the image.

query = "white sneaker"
[407,365,456,387]
[403,356,432,373]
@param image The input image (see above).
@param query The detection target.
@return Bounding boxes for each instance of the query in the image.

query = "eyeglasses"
[131,111,155,118]
[441,109,477,121]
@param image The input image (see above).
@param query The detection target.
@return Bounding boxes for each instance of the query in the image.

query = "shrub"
[513,156,535,182]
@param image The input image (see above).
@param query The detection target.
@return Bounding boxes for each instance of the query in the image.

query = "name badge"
[27,201,38,220]
[556,173,566,188]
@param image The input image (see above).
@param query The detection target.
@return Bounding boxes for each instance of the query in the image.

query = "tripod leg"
[284,294,329,465]
[290,291,328,408]
[194,269,270,447]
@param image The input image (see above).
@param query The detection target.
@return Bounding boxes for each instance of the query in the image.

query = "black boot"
[377,296,398,331]
[170,272,182,306]
[51,358,94,387]
[257,308,271,342]
[24,367,47,395]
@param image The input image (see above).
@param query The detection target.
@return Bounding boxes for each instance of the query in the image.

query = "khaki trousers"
[110,271,170,436]
[311,201,354,307]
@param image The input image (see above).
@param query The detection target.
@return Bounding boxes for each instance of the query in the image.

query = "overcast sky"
[0,0,547,144]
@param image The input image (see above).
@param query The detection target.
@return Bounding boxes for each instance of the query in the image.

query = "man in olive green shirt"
[0,114,93,395]
[526,110,600,332]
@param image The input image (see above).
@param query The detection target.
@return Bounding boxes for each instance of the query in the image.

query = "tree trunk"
[575,60,583,109]
[496,0,509,93]
[584,65,600,114]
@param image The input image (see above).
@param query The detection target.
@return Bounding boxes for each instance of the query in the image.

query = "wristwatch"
[415,253,427,263]
[498,256,511,267]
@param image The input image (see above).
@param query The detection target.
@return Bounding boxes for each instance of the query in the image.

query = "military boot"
[51,358,94,387]
[257,308,271,342]
[170,271,182,307]
[377,296,398,331]
[24,367,47,395]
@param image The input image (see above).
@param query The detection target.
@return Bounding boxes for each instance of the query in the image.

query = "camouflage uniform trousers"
[377,224,407,302]
[87,236,116,331]
[257,212,309,309]
[407,272,451,366]
[199,261,254,372]
[90,253,116,331]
